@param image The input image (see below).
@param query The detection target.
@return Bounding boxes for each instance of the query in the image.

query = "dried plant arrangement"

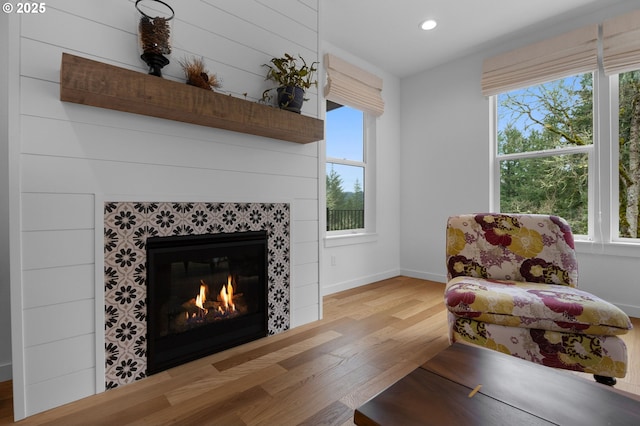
[179,57,222,91]
[139,16,172,56]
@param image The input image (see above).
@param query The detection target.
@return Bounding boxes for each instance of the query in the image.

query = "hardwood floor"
[0,381,12,425]
[1,277,639,425]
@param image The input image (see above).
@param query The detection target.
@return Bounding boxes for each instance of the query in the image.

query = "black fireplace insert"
[146,230,268,374]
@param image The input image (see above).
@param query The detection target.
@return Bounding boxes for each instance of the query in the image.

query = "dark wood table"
[354,342,640,425]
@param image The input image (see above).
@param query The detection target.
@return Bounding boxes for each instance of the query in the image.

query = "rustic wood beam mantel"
[59,53,324,144]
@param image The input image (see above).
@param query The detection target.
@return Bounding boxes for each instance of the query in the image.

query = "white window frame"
[608,71,640,244]
[490,69,640,255]
[325,109,377,247]
[492,73,596,239]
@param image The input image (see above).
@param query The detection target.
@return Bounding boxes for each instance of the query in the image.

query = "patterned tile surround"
[103,202,290,389]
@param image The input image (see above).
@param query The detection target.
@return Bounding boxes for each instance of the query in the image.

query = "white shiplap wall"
[11,0,320,419]
[0,9,13,384]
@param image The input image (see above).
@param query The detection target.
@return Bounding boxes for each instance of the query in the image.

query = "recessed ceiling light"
[420,19,437,31]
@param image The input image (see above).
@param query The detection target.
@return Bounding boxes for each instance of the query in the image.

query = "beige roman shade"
[603,9,640,75]
[481,25,598,96]
[324,53,384,116]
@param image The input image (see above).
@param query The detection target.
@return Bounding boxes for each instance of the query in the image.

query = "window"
[615,70,640,239]
[495,74,594,235]
[494,68,640,242]
[323,53,381,239]
[326,100,366,233]
[488,13,640,247]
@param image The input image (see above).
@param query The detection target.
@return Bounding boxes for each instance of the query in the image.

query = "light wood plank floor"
[1,277,639,425]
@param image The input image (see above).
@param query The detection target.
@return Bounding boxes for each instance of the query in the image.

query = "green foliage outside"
[326,165,364,231]
[618,71,640,238]
[498,71,640,237]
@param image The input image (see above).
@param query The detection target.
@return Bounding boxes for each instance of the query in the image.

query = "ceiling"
[322,0,630,78]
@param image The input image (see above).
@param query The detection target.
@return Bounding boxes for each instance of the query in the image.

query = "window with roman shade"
[324,53,379,241]
[324,53,384,117]
[487,9,640,244]
[602,9,640,75]
[481,25,598,96]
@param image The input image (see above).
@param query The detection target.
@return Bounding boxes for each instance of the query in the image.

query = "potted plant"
[262,53,318,113]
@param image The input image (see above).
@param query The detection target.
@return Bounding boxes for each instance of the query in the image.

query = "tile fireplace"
[104,202,290,389]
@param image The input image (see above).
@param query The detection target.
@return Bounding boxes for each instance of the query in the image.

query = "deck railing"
[326,209,364,231]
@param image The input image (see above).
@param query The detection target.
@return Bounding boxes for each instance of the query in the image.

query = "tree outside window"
[617,71,640,238]
[326,101,365,232]
[497,74,593,235]
[496,70,640,239]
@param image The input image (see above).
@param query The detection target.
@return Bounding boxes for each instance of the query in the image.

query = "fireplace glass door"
[146,231,267,374]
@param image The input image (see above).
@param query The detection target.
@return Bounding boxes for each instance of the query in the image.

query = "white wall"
[320,42,402,296]
[399,2,640,318]
[8,0,321,419]
[399,53,489,284]
[0,10,13,383]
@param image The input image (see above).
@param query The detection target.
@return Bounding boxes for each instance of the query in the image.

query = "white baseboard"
[322,269,401,296]
[400,269,446,284]
[0,362,11,382]
[616,303,640,319]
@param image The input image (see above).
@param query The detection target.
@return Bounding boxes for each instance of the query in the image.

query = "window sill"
[574,239,640,258]
[324,232,378,248]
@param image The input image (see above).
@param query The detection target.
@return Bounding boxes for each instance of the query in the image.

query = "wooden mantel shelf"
[60,53,324,144]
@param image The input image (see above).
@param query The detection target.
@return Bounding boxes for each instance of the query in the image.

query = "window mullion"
[326,157,366,168]
[497,145,593,161]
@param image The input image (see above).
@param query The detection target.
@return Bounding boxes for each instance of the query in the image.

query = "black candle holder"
[136,0,174,77]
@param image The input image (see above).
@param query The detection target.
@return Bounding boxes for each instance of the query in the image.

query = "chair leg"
[594,375,616,386]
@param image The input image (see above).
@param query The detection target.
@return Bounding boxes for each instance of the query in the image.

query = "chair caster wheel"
[594,375,616,386]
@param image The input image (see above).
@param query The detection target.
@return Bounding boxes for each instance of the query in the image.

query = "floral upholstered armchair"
[444,213,632,385]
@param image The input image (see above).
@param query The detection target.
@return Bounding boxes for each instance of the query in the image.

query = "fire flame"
[219,275,236,313]
[193,280,208,316]
[195,281,207,309]
[188,276,237,320]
